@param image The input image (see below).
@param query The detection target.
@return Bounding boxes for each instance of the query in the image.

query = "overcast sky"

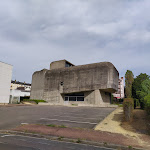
[0,0,150,83]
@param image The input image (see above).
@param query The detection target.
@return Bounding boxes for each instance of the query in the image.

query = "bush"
[123,98,134,122]
[134,99,140,109]
[118,98,124,103]
[20,96,30,101]
[144,94,150,115]
[22,99,46,104]
[144,94,150,134]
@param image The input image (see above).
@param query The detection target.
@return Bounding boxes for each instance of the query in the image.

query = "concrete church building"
[31,60,119,107]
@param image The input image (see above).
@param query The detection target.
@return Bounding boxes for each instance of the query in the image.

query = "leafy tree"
[144,94,150,115]
[125,70,134,98]
[132,73,149,100]
[137,79,150,109]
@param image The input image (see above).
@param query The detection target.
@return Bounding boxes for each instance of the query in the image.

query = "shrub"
[134,99,140,109]
[144,94,150,115]
[47,124,56,127]
[123,98,134,122]
[118,98,124,103]
[111,94,114,104]
[22,99,46,104]
[59,125,67,128]
[58,136,64,141]
[76,138,81,143]
[143,94,150,135]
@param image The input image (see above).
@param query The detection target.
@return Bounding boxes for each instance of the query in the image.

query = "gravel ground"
[95,108,139,137]
[95,107,150,149]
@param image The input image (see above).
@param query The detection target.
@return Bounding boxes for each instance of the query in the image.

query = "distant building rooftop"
[11,80,31,86]
[50,59,75,70]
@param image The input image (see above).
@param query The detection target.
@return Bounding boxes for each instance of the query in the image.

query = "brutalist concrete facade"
[31,60,119,107]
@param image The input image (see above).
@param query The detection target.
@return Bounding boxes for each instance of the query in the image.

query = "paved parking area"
[0,105,115,130]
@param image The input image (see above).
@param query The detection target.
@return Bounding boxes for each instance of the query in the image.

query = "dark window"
[69,97,76,101]
[65,97,68,101]
[65,62,73,68]
[64,92,84,101]
[77,97,84,101]
[65,92,84,96]
[105,92,108,95]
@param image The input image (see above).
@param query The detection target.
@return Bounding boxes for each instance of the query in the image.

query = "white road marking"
[59,113,107,117]
[21,123,29,125]
[52,115,102,120]
[1,135,15,138]
[40,118,97,125]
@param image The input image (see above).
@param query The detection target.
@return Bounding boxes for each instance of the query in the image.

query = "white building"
[10,89,30,104]
[113,77,124,99]
[0,62,13,104]
[10,80,31,90]
[10,81,31,104]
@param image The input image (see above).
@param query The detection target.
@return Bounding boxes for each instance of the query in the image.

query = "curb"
[0,130,144,150]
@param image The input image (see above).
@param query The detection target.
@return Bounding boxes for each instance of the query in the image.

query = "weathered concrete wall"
[50,60,66,70]
[30,69,47,100]
[50,60,75,70]
[45,62,118,96]
[31,61,119,107]
[43,90,62,104]
[94,90,111,107]
[84,91,95,105]
[44,90,111,107]
[106,65,119,93]
[61,90,95,106]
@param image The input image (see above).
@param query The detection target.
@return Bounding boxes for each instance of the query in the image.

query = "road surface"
[0,133,114,150]
[0,105,115,129]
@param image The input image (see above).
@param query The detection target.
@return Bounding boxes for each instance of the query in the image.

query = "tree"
[144,94,150,115]
[137,79,150,101]
[125,70,134,98]
[132,73,149,100]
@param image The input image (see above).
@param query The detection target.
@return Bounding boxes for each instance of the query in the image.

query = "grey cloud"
[0,0,150,82]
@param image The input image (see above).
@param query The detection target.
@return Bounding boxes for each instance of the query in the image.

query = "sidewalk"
[0,104,34,107]
[11,124,144,149]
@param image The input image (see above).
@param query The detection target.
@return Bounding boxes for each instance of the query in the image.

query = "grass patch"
[71,104,78,106]
[118,104,123,107]
[114,104,123,107]
[128,145,133,149]
[59,125,67,128]
[103,142,107,146]
[76,138,81,143]
[57,136,64,141]
[22,99,46,104]
[46,124,67,128]
[46,124,56,127]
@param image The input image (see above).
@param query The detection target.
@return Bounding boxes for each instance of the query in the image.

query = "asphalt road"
[0,133,114,150]
[0,105,115,130]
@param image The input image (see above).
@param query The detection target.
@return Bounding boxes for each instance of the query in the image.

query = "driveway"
[0,105,115,130]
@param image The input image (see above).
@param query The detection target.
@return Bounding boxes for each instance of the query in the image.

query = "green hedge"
[23,99,46,104]
[144,95,150,115]
[144,95,150,134]
[123,98,134,122]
